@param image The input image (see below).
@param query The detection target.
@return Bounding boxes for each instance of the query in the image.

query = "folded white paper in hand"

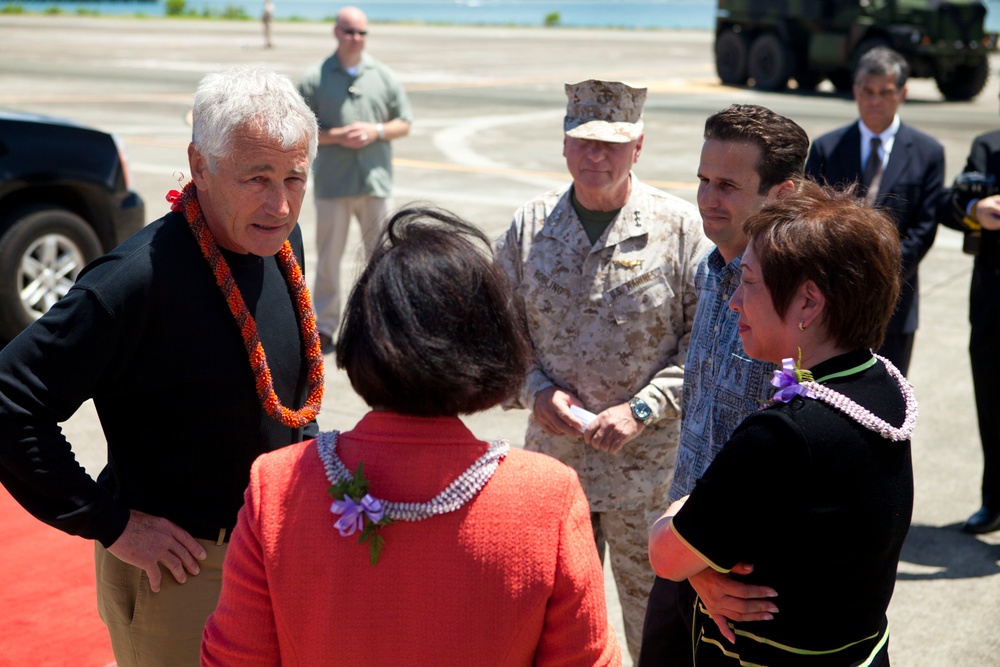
[570,405,598,431]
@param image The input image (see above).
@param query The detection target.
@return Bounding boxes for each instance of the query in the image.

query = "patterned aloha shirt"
[669,247,775,504]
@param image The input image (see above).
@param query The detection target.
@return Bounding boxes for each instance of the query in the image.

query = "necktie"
[863,136,883,203]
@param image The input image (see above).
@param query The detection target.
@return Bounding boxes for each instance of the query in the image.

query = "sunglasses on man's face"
[340,28,368,36]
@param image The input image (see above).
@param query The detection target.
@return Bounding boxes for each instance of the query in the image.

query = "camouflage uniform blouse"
[495,178,711,511]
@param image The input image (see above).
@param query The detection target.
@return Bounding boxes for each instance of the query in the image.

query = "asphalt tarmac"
[2,14,999,665]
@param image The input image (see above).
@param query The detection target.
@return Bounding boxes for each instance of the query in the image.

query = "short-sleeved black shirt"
[673,350,913,665]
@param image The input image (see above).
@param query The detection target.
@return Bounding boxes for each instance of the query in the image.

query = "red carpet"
[0,487,115,667]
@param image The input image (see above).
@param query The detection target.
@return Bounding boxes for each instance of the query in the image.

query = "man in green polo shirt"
[299,5,413,352]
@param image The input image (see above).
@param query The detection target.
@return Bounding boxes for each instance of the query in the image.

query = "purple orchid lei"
[318,431,510,567]
[770,352,817,404]
[767,353,918,441]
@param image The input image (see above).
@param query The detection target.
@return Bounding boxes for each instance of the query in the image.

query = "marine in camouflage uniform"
[494,80,711,661]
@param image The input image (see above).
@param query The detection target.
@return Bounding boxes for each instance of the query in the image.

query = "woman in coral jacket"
[202,207,622,667]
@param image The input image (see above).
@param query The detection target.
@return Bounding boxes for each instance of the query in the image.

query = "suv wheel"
[0,207,102,342]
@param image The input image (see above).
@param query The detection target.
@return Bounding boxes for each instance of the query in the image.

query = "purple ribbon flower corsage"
[328,461,393,565]
[771,357,816,403]
[330,494,384,537]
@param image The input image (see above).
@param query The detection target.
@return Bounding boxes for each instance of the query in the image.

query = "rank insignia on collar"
[615,259,644,269]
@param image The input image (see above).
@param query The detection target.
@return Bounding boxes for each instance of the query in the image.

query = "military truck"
[714,0,995,100]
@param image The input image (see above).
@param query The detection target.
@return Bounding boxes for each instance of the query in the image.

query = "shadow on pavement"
[898,522,1000,580]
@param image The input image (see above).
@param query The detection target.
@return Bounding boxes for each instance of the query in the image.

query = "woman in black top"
[649,180,916,666]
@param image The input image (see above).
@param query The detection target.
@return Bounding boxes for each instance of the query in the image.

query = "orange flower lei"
[170,182,324,428]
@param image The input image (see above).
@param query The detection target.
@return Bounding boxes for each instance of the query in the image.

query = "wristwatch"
[629,397,653,424]
[375,122,385,140]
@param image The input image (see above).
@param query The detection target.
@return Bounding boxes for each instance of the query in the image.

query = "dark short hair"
[743,180,901,351]
[703,104,808,194]
[855,46,909,88]
[336,207,532,416]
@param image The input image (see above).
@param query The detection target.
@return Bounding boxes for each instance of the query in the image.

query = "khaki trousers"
[312,195,390,337]
[95,539,227,667]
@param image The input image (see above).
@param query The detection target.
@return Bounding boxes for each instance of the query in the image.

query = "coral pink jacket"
[202,411,621,666]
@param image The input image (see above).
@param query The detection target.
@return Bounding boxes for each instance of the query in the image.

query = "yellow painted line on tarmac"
[393,157,696,190]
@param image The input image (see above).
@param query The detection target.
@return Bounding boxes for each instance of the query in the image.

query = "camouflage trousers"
[592,506,662,663]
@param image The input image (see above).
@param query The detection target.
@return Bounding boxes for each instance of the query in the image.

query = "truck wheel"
[936,57,990,101]
[748,33,791,91]
[0,206,102,342]
[716,29,749,85]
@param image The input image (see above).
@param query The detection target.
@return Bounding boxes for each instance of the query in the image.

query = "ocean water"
[3,0,731,29]
[4,0,1000,32]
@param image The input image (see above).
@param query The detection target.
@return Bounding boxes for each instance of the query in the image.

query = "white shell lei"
[800,355,918,442]
[316,431,509,522]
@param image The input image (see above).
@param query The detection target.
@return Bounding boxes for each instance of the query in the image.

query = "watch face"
[631,398,652,421]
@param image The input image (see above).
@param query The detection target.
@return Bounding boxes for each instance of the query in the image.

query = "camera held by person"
[947,171,998,255]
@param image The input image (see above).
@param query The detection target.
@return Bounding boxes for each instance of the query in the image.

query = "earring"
[798,320,806,331]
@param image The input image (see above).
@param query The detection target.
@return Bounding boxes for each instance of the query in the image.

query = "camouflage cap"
[564,79,646,143]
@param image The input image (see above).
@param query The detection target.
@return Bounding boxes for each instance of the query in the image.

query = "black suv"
[0,111,145,344]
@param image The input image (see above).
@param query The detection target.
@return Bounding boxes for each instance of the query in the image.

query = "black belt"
[185,524,235,545]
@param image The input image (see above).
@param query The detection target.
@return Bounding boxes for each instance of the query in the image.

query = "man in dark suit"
[805,46,943,376]
[939,101,1000,534]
